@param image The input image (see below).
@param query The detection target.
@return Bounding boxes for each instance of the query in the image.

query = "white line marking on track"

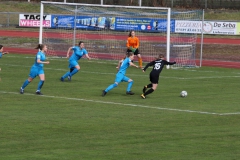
[0,91,239,116]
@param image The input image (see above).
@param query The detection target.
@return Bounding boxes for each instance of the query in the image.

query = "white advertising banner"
[175,20,202,33]
[19,14,51,27]
[175,20,239,35]
[203,21,237,35]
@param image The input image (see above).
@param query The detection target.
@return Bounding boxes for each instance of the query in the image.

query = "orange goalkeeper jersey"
[126,36,139,49]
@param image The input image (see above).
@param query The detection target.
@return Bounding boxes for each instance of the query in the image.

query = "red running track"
[2,30,240,68]
[1,30,240,44]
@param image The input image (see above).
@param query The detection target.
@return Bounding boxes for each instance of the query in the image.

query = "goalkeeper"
[141,54,176,99]
[126,30,143,68]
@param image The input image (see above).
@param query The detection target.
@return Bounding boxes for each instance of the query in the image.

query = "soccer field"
[0,54,240,159]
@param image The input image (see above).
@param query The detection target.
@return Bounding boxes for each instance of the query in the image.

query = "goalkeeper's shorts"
[127,48,140,55]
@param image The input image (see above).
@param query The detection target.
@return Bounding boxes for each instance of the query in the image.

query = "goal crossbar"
[39,2,202,68]
[39,1,171,65]
[41,1,170,10]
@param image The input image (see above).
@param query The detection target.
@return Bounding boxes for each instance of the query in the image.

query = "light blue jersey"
[29,51,46,78]
[33,51,46,68]
[20,50,47,93]
[0,52,2,58]
[69,46,88,61]
[118,57,131,75]
[104,57,134,94]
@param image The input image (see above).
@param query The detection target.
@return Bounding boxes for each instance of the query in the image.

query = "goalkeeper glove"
[130,47,136,53]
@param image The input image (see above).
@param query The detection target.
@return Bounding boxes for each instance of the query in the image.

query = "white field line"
[0,91,239,116]
[1,63,240,79]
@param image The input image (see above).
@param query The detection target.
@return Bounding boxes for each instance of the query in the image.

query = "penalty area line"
[0,91,239,116]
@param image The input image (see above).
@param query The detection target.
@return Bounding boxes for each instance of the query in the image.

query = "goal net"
[39,2,202,68]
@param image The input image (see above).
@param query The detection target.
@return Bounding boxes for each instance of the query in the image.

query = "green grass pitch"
[0,54,240,159]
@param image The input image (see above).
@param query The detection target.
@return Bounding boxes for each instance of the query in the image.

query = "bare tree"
[128,0,134,5]
[192,0,201,8]
[152,0,166,7]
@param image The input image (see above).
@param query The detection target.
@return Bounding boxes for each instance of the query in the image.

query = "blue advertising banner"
[114,17,175,32]
[51,15,175,32]
[51,15,114,30]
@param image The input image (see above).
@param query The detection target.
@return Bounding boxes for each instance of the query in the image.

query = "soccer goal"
[39,1,202,68]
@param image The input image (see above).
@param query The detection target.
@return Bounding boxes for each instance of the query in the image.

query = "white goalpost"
[39,1,202,68]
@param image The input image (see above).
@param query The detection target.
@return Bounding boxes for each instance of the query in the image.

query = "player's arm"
[3,51,9,55]
[135,37,139,49]
[126,38,130,49]
[85,54,91,60]
[116,60,123,71]
[37,57,50,64]
[166,61,176,65]
[66,47,73,58]
[142,61,154,72]
[129,61,139,68]
[117,60,123,70]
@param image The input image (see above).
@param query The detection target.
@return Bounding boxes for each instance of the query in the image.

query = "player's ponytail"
[128,30,134,37]
[78,41,84,46]
[35,44,45,51]
[0,45,3,50]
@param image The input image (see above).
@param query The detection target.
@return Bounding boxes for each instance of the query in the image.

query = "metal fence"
[0,12,22,28]
[1,0,240,9]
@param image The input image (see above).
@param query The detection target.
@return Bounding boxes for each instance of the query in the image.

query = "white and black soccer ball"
[180,91,187,97]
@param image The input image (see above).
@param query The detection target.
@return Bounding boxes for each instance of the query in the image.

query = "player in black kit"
[141,54,176,99]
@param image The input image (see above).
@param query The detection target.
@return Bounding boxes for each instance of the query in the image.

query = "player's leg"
[143,83,153,93]
[144,83,157,96]
[122,76,134,95]
[102,82,118,96]
[61,61,79,81]
[69,65,80,77]
[20,67,36,94]
[60,62,72,81]
[141,74,158,98]
[36,72,45,95]
[102,73,122,96]
[135,49,142,68]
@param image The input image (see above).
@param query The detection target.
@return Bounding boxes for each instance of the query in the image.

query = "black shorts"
[127,48,140,55]
[150,72,159,84]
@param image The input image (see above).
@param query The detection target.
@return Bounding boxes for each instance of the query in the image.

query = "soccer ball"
[180,91,187,97]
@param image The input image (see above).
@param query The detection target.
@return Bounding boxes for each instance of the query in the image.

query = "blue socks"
[21,79,45,92]
[62,71,70,79]
[105,81,133,93]
[37,80,44,91]
[69,68,79,77]
[62,68,79,79]
[21,79,30,89]
[105,83,118,92]
[127,81,133,92]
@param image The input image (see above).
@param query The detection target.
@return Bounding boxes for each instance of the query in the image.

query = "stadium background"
[1,0,240,9]
[0,1,240,68]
